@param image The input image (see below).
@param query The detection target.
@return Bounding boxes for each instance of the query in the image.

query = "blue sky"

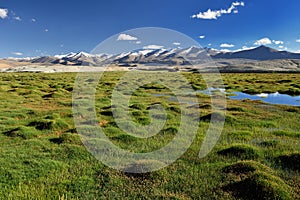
[1,0,300,57]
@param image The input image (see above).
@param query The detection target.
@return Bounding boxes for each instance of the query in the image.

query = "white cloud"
[173,42,181,46]
[272,40,284,45]
[12,52,23,56]
[208,43,212,46]
[199,35,205,39]
[14,16,21,21]
[296,39,300,43]
[254,38,284,46]
[117,34,138,41]
[220,43,235,48]
[192,9,220,20]
[136,41,142,44]
[254,37,272,45]
[278,46,284,49]
[232,1,245,6]
[192,1,245,20]
[31,18,36,22]
[143,45,164,50]
[0,8,8,19]
[45,29,49,32]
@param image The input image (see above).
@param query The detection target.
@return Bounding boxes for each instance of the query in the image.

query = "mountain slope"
[213,45,300,60]
[31,52,111,66]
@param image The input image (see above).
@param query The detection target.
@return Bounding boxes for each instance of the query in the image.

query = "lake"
[229,92,300,107]
[202,88,300,106]
[153,88,300,107]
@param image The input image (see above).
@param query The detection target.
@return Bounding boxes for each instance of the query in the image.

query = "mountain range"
[20,45,300,67]
[1,45,300,72]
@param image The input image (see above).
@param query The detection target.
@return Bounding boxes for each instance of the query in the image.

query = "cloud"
[136,41,142,44]
[45,29,49,32]
[143,45,164,50]
[296,39,300,43]
[254,37,272,45]
[12,52,23,56]
[14,16,21,21]
[199,35,205,39]
[173,42,181,46]
[0,8,8,19]
[117,34,138,41]
[254,38,285,46]
[220,43,235,48]
[272,40,284,45]
[31,18,36,22]
[192,9,222,20]
[232,1,245,6]
[192,1,245,20]
[11,10,21,21]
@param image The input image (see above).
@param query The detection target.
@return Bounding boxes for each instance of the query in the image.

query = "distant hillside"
[213,45,300,60]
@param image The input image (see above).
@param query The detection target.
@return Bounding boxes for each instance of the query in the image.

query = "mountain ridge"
[213,45,300,60]
[3,46,300,68]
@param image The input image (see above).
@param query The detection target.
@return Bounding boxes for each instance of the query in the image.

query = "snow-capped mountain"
[110,46,217,66]
[20,45,300,67]
[31,52,111,66]
[29,47,210,66]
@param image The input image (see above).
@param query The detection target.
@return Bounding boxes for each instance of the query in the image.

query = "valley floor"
[0,72,299,199]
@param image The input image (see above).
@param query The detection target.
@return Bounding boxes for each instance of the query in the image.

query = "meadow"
[0,72,299,199]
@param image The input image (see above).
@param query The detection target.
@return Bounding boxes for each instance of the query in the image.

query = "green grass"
[221,161,294,200]
[0,72,299,199]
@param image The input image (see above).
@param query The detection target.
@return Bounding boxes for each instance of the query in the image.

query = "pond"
[153,88,300,107]
[197,88,300,106]
[229,92,300,107]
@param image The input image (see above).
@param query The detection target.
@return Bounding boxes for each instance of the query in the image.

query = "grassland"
[0,72,299,199]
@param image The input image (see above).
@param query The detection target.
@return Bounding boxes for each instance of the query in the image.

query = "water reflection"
[229,92,300,106]
[153,88,300,107]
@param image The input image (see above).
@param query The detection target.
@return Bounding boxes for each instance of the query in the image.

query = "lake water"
[153,88,300,107]
[229,92,300,107]
[201,88,300,106]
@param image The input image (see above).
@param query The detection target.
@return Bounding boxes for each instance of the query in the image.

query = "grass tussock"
[3,126,39,139]
[222,161,293,200]
[50,133,82,145]
[217,144,260,160]
[276,153,300,172]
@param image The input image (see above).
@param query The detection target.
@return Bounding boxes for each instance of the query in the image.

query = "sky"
[1,0,300,57]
